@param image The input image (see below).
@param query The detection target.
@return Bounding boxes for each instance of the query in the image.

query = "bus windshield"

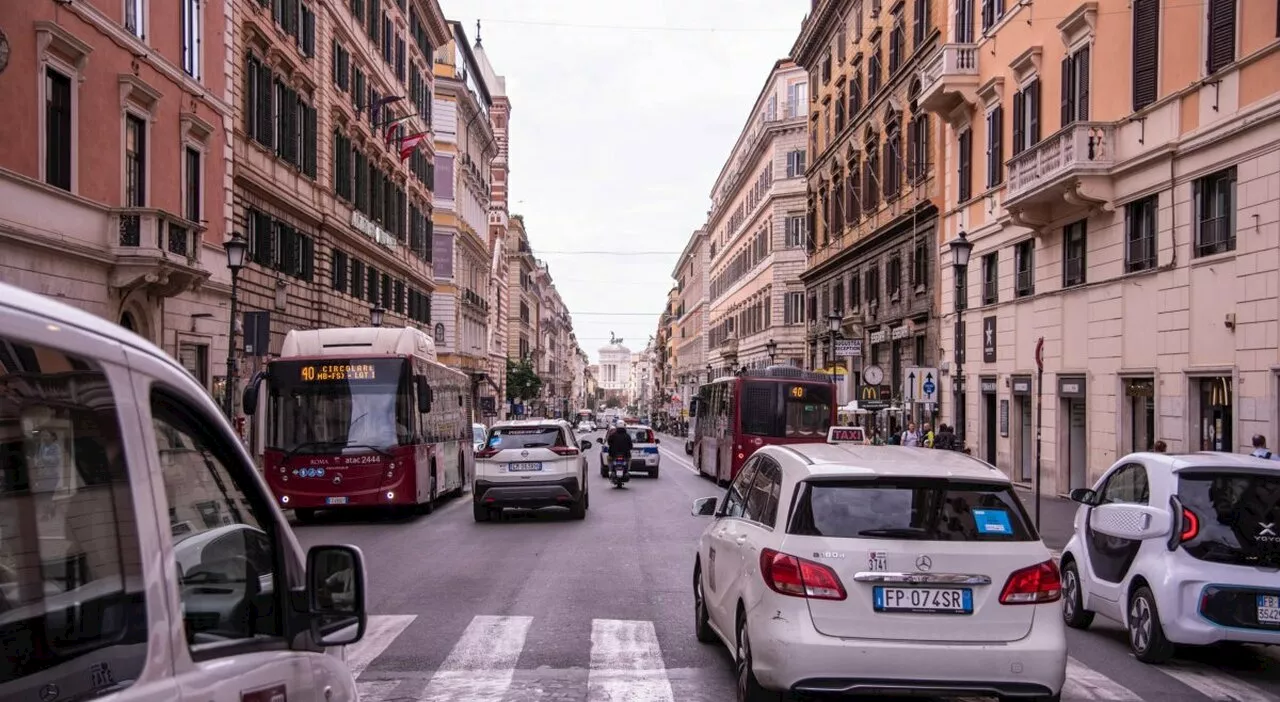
[266,358,413,453]
[740,381,834,439]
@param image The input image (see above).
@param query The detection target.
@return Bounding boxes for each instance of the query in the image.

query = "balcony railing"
[107,208,208,297]
[1006,122,1116,202]
[461,287,490,312]
[112,208,200,260]
[918,44,979,114]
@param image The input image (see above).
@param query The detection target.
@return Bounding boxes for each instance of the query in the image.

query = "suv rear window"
[1178,470,1280,567]
[488,426,566,450]
[787,478,1037,541]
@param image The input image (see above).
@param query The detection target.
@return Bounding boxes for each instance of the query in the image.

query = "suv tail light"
[550,447,580,456]
[999,560,1061,605]
[760,548,847,600]
[475,448,499,459]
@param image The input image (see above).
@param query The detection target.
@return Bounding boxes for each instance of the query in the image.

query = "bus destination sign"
[299,363,379,382]
[826,426,866,444]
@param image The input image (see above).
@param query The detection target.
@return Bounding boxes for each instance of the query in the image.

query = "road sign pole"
[1034,337,1045,531]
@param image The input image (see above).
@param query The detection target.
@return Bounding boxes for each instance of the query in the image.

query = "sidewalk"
[1013,485,1079,552]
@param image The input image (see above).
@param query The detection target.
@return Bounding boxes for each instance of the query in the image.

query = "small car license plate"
[631,450,645,457]
[1257,595,1280,625]
[873,587,973,614]
[325,496,348,505]
[508,462,543,472]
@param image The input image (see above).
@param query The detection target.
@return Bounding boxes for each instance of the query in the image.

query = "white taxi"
[690,428,1067,701]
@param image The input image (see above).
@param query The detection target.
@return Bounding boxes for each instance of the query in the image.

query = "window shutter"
[981,0,992,30]
[330,39,338,83]
[906,120,917,181]
[1011,90,1025,155]
[992,105,1004,185]
[1027,79,1041,144]
[1206,0,1235,74]
[955,0,971,42]
[958,129,972,202]
[1060,54,1074,128]
[1132,0,1160,111]
[1075,46,1090,121]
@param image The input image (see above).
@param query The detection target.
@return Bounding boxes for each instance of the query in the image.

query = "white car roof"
[766,444,1010,483]
[492,419,571,429]
[1124,451,1280,473]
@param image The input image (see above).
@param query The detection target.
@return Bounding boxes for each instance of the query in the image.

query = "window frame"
[1014,239,1035,298]
[180,0,202,80]
[123,109,150,208]
[1124,194,1158,272]
[40,57,80,193]
[1062,219,1087,288]
[125,0,146,39]
[1193,167,1237,257]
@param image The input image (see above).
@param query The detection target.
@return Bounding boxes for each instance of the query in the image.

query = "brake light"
[760,548,847,600]
[999,560,1061,604]
[1179,507,1199,542]
[550,447,580,456]
[475,448,499,459]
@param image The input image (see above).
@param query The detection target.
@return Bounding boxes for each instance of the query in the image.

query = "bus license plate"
[326,496,348,505]
[1258,595,1280,625]
[873,586,973,614]
[508,462,543,472]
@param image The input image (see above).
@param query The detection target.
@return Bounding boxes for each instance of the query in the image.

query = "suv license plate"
[325,496,348,505]
[873,586,973,614]
[1257,595,1280,625]
[508,462,543,472]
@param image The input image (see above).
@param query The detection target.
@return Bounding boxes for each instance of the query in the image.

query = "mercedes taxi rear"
[690,430,1066,702]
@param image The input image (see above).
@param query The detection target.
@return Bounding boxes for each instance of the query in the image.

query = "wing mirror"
[579,440,592,451]
[242,371,266,416]
[691,496,718,517]
[654,438,661,444]
[415,376,433,413]
[306,544,367,647]
[595,437,604,445]
[1069,488,1099,506]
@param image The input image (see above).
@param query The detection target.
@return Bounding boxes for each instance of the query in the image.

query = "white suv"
[473,419,591,521]
[691,443,1066,701]
[1060,451,1280,663]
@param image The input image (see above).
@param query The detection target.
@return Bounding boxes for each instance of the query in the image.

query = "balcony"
[1005,122,1116,229]
[461,287,490,312]
[917,44,980,117]
[109,208,209,297]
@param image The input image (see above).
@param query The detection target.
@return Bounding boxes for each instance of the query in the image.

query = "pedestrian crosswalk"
[346,614,1280,702]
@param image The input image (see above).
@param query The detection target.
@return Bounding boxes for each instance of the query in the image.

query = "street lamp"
[222,232,248,418]
[826,312,842,382]
[370,305,386,327]
[950,229,974,447]
[706,363,713,382]
[765,338,777,364]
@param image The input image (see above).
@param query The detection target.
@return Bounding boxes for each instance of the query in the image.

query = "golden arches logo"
[861,384,879,400]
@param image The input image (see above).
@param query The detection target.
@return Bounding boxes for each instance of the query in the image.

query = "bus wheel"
[421,475,437,515]
[294,508,317,524]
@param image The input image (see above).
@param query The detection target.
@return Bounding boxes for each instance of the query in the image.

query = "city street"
[293,432,1280,702]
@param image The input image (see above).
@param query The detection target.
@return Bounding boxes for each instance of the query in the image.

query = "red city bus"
[242,326,471,522]
[689,366,837,484]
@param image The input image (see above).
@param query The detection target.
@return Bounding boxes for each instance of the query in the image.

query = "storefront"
[1122,377,1155,453]
[1194,375,1233,452]
[1011,376,1033,483]
[1058,376,1088,491]
[980,377,999,466]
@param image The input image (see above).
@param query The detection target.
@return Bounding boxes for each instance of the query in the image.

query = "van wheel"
[1128,586,1176,663]
[473,502,490,522]
[1061,560,1094,629]
[294,508,317,524]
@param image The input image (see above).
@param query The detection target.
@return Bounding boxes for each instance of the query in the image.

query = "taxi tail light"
[475,448,500,459]
[550,447,580,456]
[760,548,847,601]
[999,560,1061,605]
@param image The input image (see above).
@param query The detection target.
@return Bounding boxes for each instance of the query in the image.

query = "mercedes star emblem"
[915,555,933,571]
[521,450,529,458]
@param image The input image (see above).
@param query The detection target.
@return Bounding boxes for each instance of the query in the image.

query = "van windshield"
[1178,470,1280,567]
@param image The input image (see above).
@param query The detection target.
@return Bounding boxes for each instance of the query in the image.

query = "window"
[907,111,929,183]
[864,133,880,210]
[1206,0,1236,75]
[888,9,904,74]
[850,270,861,309]
[332,42,351,91]
[1132,0,1160,110]
[1014,240,1034,297]
[835,88,846,134]
[45,67,73,191]
[883,118,902,199]
[912,0,931,48]
[833,279,845,314]
[868,39,883,97]
[845,161,861,220]
[957,128,972,202]
[887,254,902,298]
[332,249,349,291]
[125,0,145,38]
[836,28,847,64]
[1062,220,1086,287]
[955,0,974,43]
[785,215,806,247]
[866,265,880,306]
[743,460,782,528]
[1195,376,1233,451]
[786,149,807,178]
[985,104,1004,188]
[954,264,968,311]
[299,3,316,57]
[125,114,146,207]
[914,335,926,365]
[911,239,928,289]
[247,208,316,281]
[1125,195,1158,272]
[1011,79,1041,155]
[1098,464,1150,505]
[181,0,201,79]
[245,55,273,149]
[980,0,1005,33]
[981,252,998,305]
[1177,470,1280,568]
[184,147,201,221]
[0,340,147,696]
[1061,45,1091,127]
[178,341,210,387]
[1193,167,1236,256]
[152,391,283,647]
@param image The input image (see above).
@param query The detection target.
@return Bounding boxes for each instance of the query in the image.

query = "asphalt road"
[292,430,1280,702]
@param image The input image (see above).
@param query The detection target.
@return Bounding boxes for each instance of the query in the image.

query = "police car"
[690,426,1067,701]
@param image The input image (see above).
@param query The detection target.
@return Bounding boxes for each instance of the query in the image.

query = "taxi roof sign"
[827,426,866,444]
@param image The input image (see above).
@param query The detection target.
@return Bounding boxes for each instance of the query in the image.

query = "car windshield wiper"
[283,440,343,461]
[341,443,392,457]
[857,527,932,539]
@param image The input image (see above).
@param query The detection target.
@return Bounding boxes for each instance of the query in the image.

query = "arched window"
[845,146,862,222]
[883,112,903,199]
[120,312,137,332]
[864,129,880,211]
[907,79,929,184]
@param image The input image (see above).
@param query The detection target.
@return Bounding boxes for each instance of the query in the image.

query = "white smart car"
[690,438,1066,701]
[1059,451,1280,663]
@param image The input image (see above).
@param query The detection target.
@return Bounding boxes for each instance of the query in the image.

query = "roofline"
[671,228,707,278]
[709,58,793,196]
[448,20,493,106]
[790,0,843,68]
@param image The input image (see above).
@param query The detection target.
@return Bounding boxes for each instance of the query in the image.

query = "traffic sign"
[904,367,940,404]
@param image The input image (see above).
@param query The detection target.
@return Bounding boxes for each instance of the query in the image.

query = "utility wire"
[533,250,684,255]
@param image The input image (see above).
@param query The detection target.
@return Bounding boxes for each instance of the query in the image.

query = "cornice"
[792,0,848,66]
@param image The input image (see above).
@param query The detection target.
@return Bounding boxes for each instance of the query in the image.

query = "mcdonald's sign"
[861,384,880,401]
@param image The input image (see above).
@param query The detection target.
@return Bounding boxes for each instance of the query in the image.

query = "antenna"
[475,19,483,48]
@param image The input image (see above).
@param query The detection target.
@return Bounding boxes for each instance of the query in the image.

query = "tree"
[506,358,542,402]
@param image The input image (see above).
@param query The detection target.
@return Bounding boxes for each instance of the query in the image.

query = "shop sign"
[1058,377,1086,398]
[1011,376,1032,395]
[352,211,398,249]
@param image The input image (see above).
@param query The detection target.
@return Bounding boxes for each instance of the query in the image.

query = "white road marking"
[587,619,676,702]
[345,614,417,678]
[1062,656,1142,701]
[416,615,534,701]
[1153,660,1280,701]
[657,442,700,475]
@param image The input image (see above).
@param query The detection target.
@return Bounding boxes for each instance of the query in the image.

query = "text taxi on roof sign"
[826,426,866,444]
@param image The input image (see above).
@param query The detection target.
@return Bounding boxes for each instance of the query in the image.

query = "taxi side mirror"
[306,544,367,647]
[579,440,592,451]
[691,496,718,517]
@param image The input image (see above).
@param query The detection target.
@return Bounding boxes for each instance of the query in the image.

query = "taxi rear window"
[787,478,1037,541]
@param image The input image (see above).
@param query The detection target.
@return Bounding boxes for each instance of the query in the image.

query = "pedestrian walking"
[901,422,921,447]
[1152,440,1167,453]
[1249,434,1280,460]
[922,422,935,448]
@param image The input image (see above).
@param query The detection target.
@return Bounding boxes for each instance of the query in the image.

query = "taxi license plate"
[1257,595,1280,625]
[873,587,973,614]
[325,496,348,505]
[508,462,543,472]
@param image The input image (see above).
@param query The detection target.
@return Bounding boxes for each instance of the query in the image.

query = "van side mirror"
[415,377,433,413]
[691,496,718,517]
[1070,488,1099,506]
[241,371,265,417]
[306,544,367,646]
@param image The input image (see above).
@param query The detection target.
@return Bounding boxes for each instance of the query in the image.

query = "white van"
[0,282,369,702]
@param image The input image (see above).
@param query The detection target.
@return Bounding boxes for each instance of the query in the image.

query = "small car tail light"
[760,548,847,600]
[550,447,579,456]
[1179,507,1199,542]
[476,448,499,459]
[999,560,1062,605]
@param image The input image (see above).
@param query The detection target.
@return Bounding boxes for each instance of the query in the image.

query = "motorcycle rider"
[606,424,634,480]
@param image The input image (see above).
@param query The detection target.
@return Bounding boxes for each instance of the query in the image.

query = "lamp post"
[222,233,248,418]
[949,229,974,447]
[826,312,842,383]
[765,338,778,365]
[370,305,386,327]
[706,363,713,382]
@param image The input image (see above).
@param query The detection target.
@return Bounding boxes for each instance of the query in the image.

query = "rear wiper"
[521,442,552,448]
[858,527,931,539]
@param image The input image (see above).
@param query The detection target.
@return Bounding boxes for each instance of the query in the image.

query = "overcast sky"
[440,0,811,364]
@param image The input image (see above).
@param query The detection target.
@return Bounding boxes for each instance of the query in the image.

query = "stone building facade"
[672,229,708,411]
